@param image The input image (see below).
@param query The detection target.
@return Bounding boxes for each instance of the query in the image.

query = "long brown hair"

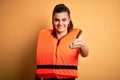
[52,4,73,36]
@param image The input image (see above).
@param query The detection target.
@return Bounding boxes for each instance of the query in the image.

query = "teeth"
[58,27,62,29]
[58,26,63,28]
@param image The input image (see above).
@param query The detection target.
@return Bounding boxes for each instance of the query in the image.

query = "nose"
[59,21,62,25]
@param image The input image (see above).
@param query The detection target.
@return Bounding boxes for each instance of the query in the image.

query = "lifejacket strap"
[37,65,77,70]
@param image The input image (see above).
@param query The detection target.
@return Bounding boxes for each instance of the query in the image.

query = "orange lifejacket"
[36,28,82,78]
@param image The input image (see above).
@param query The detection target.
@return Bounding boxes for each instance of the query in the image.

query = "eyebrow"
[54,17,67,20]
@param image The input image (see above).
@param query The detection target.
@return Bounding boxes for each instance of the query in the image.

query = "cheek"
[53,22,57,27]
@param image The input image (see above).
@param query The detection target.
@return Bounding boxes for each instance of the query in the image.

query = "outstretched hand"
[69,36,89,57]
[69,37,84,49]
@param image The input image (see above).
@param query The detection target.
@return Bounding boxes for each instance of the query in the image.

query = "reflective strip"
[37,65,77,70]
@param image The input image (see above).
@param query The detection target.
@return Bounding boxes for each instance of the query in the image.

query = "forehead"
[53,12,69,18]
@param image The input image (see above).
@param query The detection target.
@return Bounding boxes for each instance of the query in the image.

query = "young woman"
[36,4,89,80]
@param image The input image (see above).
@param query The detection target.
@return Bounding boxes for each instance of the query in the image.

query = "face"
[53,12,70,34]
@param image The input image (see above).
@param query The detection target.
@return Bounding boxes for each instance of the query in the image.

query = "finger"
[69,43,81,49]
[72,41,83,46]
[69,44,80,49]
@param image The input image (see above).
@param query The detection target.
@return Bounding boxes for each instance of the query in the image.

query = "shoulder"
[68,28,82,38]
[73,28,81,31]
[71,28,82,33]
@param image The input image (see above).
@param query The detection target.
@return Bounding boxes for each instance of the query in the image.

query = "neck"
[56,31,67,39]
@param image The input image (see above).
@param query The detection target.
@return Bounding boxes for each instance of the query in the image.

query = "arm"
[78,37,89,57]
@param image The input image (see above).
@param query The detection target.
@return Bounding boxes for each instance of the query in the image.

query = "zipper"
[54,39,59,75]
[57,39,60,46]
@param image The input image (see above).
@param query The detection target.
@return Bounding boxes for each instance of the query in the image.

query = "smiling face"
[53,12,70,34]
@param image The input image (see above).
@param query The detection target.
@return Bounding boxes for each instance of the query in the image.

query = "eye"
[62,18,67,22]
[54,18,59,22]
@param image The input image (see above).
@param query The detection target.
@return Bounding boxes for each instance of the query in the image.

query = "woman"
[36,4,89,80]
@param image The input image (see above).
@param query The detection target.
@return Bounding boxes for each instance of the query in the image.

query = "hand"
[69,38,84,49]
[69,36,89,57]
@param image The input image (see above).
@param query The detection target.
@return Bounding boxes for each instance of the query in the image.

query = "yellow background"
[0,0,120,80]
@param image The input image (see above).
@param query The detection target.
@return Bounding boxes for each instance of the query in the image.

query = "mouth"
[57,26,64,29]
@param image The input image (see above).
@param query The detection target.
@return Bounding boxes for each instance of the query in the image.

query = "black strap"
[76,29,82,39]
[37,65,77,70]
